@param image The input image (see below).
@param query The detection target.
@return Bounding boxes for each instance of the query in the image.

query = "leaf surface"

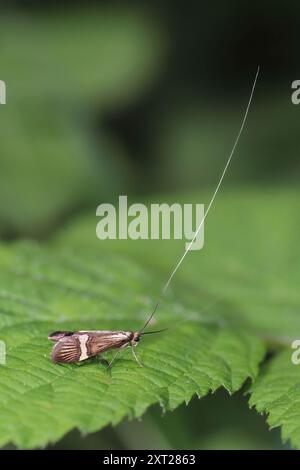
[250,350,300,449]
[0,241,264,448]
[53,186,300,448]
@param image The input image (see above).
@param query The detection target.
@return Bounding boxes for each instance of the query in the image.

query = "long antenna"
[139,66,260,334]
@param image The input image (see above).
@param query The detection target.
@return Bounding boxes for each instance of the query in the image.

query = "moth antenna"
[140,66,260,334]
[141,328,168,335]
[139,299,160,333]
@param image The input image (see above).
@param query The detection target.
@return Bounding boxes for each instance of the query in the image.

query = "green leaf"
[0,241,264,448]
[249,350,300,449]
[53,186,300,448]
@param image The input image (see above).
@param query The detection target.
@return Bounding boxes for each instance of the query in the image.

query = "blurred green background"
[1,0,299,449]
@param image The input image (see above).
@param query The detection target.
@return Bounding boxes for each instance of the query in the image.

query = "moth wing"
[51,336,80,363]
[48,331,74,341]
[88,332,131,356]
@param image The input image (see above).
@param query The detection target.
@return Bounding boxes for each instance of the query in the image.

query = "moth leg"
[107,349,121,368]
[131,346,143,367]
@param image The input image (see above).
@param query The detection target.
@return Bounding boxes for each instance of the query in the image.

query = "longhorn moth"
[49,67,260,368]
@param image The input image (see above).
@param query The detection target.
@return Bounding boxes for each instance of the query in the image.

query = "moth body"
[48,330,140,364]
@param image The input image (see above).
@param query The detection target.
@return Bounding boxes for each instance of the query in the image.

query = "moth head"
[131,332,141,347]
[48,331,74,341]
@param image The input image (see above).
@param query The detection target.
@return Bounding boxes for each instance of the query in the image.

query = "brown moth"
[48,321,165,367]
[48,67,259,369]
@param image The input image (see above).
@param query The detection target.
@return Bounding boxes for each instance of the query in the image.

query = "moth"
[48,67,259,368]
[48,315,165,367]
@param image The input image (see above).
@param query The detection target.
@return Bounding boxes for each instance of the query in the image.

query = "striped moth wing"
[49,330,133,363]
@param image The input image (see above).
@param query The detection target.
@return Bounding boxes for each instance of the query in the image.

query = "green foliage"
[151,96,300,192]
[250,350,300,449]
[0,2,298,452]
[0,7,163,236]
[47,390,280,450]
[0,241,264,448]
[0,187,299,448]
[54,186,300,447]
